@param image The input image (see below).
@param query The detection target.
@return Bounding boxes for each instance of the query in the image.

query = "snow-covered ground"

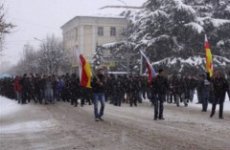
[1,95,230,150]
[190,91,230,112]
[0,96,22,116]
[0,96,58,134]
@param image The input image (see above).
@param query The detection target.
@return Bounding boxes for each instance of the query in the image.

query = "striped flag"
[79,54,92,88]
[204,34,213,77]
[140,50,157,83]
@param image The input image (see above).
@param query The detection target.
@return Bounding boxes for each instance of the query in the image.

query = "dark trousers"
[130,92,137,107]
[113,92,121,106]
[210,95,225,118]
[63,89,70,102]
[154,94,164,119]
[35,90,43,104]
[141,88,146,99]
[197,89,203,103]
[81,88,92,106]
[117,92,123,106]
[22,90,28,104]
[202,88,210,112]
[71,93,78,106]
[150,92,157,105]
[111,92,116,105]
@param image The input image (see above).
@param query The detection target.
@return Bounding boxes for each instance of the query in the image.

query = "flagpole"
[140,51,143,75]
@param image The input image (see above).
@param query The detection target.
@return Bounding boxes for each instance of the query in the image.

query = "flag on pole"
[140,50,157,83]
[79,54,92,88]
[204,34,213,77]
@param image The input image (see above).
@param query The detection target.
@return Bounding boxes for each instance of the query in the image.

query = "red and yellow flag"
[204,35,213,77]
[79,54,92,88]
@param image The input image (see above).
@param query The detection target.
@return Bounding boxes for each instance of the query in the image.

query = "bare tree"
[0,3,14,53]
[37,35,71,75]
[12,44,38,75]
[11,35,71,75]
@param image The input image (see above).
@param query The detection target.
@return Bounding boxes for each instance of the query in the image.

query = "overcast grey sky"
[2,0,145,65]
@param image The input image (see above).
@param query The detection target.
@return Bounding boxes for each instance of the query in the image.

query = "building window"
[98,27,104,36]
[110,27,116,36]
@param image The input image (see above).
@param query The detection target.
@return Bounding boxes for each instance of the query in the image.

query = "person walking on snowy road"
[210,71,229,119]
[154,69,168,120]
[92,69,106,122]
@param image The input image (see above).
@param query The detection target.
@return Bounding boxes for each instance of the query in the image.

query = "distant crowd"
[0,70,230,120]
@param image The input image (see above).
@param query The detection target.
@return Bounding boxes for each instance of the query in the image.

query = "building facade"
[61,16,128,69]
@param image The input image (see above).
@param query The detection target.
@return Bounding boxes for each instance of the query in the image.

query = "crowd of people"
[0,69,230,121]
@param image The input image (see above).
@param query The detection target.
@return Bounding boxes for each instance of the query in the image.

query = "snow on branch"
[152,55,230,67]
[185,22,204,33]
[140,34,170,46]
[197,17,230,27]
[173,0,196,15]
[211,18,230,27]
[150,10,168,18]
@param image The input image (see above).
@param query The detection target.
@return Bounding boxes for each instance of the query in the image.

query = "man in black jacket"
[70,73,80,107]
[210,71,229,119]
[21,74,30,104]
[92,69,106,121]
[154,69,168,120]
[129,76,139,107]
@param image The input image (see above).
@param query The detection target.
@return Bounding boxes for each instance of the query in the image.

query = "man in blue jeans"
[92,69,106,121]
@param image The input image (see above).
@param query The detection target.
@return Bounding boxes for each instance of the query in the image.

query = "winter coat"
[20,77,30,92]
[169,76,180,94]
[92,74,106,93]
[14,78,22,93]
[70,77,80,94]
[212,77,229,98]
[57,79,65,93]
[45,80,53,91]
[155,75,168,95]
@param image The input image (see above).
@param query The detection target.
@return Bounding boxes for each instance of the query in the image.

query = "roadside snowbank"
[0,96,57,134]
[0,96,21,117]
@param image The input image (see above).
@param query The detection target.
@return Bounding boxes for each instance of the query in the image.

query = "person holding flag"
[91,67,107,121]
[79,53,107,121]
[201,35,213,112]
[210,71,229,119]
[154,68,168,120]
[204,35,229,119]
[140,50,168,120]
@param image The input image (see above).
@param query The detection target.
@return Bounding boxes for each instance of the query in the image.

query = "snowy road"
[1,96,230,150]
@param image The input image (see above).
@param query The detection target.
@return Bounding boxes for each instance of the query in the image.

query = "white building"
[61,16,128,69]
